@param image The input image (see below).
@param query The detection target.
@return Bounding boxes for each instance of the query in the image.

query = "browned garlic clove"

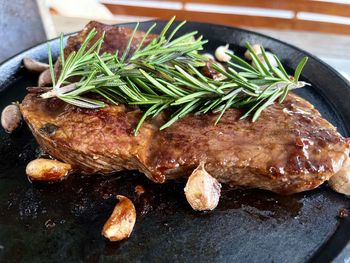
[102,195,136,241]
[184,163,221,211]
[23,57,50,73]
[215,44,233,62]
[38,69,52,87]
[1,104,22,133]
[244,44,262,60]
[244,44,278,68]
[329,158,350,195]
[26,158,72,181]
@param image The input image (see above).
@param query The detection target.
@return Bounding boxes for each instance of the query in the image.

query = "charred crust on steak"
[39,123,58,136]
[26,86,52,94]
[64,21,157,60]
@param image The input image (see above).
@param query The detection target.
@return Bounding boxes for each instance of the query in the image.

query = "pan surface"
[0,21,349,263]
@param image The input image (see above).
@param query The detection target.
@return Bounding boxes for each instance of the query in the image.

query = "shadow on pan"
[0,21,349,263]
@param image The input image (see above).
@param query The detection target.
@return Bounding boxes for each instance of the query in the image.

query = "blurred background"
[0,0,349,78]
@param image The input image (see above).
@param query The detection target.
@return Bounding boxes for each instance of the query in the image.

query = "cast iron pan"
[0,21,349,263]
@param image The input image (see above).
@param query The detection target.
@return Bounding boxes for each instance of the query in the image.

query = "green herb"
[41,17,309,135]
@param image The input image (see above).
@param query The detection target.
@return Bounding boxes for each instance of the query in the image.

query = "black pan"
[0,21,349,263]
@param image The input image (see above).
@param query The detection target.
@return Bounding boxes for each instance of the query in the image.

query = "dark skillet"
[0,21,349,263]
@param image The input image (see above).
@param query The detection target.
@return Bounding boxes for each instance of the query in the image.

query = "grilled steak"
[20,22,350,194]
[64,21,157,59]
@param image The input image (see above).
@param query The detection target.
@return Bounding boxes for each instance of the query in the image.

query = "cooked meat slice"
[20,92,349,194]
[64,21,156,59]
[19,22,350,194]
[44,21,157,85]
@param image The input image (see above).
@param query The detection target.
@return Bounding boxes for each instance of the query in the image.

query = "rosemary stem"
[41,83,77,99]
[40,89,57,99]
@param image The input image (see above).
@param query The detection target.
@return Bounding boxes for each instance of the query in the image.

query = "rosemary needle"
[41,17,309,135]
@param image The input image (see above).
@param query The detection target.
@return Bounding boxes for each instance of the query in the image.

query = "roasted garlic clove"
[38,69,52,87]
[244,44,278,68]
[329,159,350,195]
[23,57,49,73]
[1,104,22,133]
[244,44,262,60]
[184,163,221,211]
[102,195,136,241]
[215,44,233,62]
[26,158,72,181]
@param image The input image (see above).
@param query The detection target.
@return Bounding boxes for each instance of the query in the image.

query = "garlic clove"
[26,158,72,181]
[1,104,22,133]
[244,44,262,61]
[329,158,350,195]
[184,162,221,211]
[102,195,136,241]
[38,69,53,87]
[23,58,50,73]
[215,44,233,62]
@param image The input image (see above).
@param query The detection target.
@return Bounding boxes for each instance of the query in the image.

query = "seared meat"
[64,21,156,59]
[43,21,157,86]
[20,22,350,194]
[20,92,350,194]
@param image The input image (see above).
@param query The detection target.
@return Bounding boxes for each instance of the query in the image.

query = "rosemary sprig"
[41,17,309,135]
